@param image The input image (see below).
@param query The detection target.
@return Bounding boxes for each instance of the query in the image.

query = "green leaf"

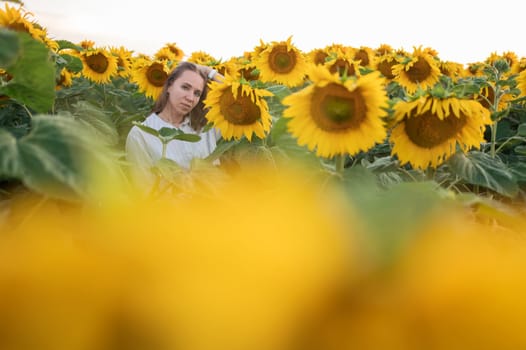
[448,151,519,198]
[132,122,159,137]
[0,115,121,201]
[56,39,83,52]
[58,53,83,73]
[172,133,201,142]
[514,145,526,155]
[69,101,119,146]
[205,138,239,162]
[0,128,20,177]
[269,115,290,141]
[0,28,20,67]
[517,123,526,137]
[265,84,290,100]
[0,30,56,113]
[158,127,201,143]
[158,127,181,138]
[0,101,31,138]
[509,162,526,183]
[342,172,447,267]
[131,123,201,143]
[267,117,319,164]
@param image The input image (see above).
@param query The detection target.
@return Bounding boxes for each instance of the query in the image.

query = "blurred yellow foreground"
[1,164,526,350]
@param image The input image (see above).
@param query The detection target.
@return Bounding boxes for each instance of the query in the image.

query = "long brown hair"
[152,61,209,132]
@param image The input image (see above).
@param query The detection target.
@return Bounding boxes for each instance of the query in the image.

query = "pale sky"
[14,0,526,64]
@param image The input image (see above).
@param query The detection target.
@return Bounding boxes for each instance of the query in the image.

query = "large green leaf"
[0,29,56,113]
[0,114,121,201]
[342,166,448,267]
[267,117,319,165]
[0,28,19,67]
[0,101,31,138]
[448,151,519,198]
[517,123,526,137]
[68,101,119,146]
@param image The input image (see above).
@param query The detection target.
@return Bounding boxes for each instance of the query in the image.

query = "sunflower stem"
[425,167,436,181]
[490,121,498,158]
[161,142,168,159]
[334,154,346,175]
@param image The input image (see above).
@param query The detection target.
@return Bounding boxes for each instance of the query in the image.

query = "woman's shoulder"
[141,113,162,127]
[127,113,158,139]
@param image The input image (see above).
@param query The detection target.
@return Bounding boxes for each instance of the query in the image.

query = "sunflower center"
[329,59,356,76]
[219,87,261,125]
[147,63,168,87]
[477,86,494,109]
[377,60,395,79]
[354,49,370,66]
[406,57,432,83]
[86,53,109,74]
[310,83,366,131]
[268,45,296,74]
[404,110,467,148]
[239,67,259,81]
[8,23,29,33]
[313,51,329,65]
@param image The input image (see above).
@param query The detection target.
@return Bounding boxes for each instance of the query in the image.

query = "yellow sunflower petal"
[203,75,273,141]
[390,96,492,170]
[282,66,388,158]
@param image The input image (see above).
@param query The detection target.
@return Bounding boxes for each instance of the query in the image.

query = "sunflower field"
[2,2,526,349]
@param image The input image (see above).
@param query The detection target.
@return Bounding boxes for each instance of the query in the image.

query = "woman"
[126,61,222,187]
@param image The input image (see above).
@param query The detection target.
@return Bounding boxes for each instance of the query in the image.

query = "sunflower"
[206,60,229,76]
[203,74,273,141]
[352,46,376,68]
[154,47,178,62]
[78,48,118,84]
[374,53,399,80]
[187,51,217,66]
[1,164,355,350]
[475,84,513,112]
[375,43,394,56]
[79,40,95,50]
[324,52,361,78]
[517,70,526,97]
[29,20,59,51]
[225,57,259,81]
[130,58,170,99]
[161,42,185,61]
[422,46,440,58]
[0,68,12,86]
[486,51,520,74]
[0,3,45,41]
[324,43,349,56]
[254,36,307,87]
[282,65,389,158]
[439,60,467,81]
[55,67,73,90]
[243,39,269,61]
[39,31,59,52]
[392,46,442,94]
[517,57,526,74]
[307,47,331,66]
[109,46,133,78]
[389,95,492,170]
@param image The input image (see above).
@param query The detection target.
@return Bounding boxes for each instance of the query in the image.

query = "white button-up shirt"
[126,113,221,186]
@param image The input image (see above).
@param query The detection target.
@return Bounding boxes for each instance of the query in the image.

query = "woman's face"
[166,70,206,117]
